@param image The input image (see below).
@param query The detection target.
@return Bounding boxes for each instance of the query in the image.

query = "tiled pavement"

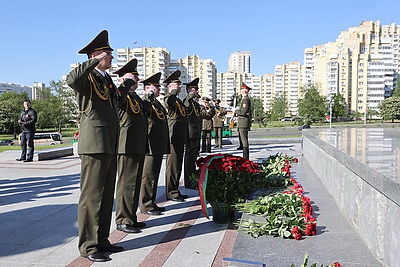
[0,141,382,266]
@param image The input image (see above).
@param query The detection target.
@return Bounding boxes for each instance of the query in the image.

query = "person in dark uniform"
[212,99,227,148]
[236,82,252,159]
[113,59,147,234]
[183,78,202,189]
[200,97,215,153]
[163,70,188,202]
[17,99,37,162]
[66,30,134,262]
[140,72,170,215]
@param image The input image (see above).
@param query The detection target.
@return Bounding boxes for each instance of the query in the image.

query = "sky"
[1,0,400,86]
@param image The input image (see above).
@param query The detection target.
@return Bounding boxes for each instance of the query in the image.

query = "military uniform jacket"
[143,95,170,155]
[19,108,37,133]
[66,58,130,154]
[200,105,216,131]
[212,106,227,128]
[118,91,148,155]
[164,92,188,145]
[183,94,202,140]
[237,96,252,129]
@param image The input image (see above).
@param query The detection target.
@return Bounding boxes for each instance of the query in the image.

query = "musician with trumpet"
[212,99,227,148]
[200,97,215,153]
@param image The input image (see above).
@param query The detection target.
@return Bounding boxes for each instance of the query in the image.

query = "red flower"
[305,222,316,236]
[291,226,302,240]
[293,158,299,163]
[333,263,342,267]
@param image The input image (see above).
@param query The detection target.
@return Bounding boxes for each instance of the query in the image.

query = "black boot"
[243,147,249,159]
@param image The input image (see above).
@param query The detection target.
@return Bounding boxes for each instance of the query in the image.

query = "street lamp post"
[329,96,333,129]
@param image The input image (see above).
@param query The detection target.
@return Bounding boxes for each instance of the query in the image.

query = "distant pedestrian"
[200,97,215,153]
[212,99,227,148]
[17,99,37,162]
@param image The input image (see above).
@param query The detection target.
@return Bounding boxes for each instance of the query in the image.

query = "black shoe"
[133,221,146,228]
[141,209,162,216]
[168,196,185,202]
[236,147,243,150]
[23,159,33,162]
[98,243,124,253]
[16,158,25,161]
[200,150,206,153]
[206,150,212,153]
[179,193,189,199]
[153,205,166,212]
[86,251,110,262]
[116,224,141,233]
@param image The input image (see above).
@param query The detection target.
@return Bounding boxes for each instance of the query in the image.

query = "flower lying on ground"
[237,154,317,240]
[291,253,342,267]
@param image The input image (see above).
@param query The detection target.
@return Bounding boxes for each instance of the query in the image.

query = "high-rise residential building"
[32,82,46,100]
[260,74,274,112]
[304,21,400,114]
[228,51,251,74]
[273,62,303,115]
[175,55,217,100]
[113,47,171,94]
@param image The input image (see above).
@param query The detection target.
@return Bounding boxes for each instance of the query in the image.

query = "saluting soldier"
[183,78,202,189]
[67,30,133,262]
[113,59,148,234]
[212,99,227,148]
[200,97,215,153]
[163,70,188,202]
[237,82,252,159]
[140,72,170,215]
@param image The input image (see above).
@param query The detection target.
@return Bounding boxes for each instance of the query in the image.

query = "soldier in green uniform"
[183,78,202,189]
[140,72,170,215]
[212,99,227,148]
[113,59,147,234]
[67,30,134,262]
[236,82,252,159]
[200,97,215,153]
[164,70,188,202]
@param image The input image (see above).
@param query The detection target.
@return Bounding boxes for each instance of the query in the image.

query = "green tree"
[378,96,400,122]
[270,95,287,121]
[391,79,400,97]
[331,93,347,119]
[298,84,327,123]
[33,80,76,133]
[250,96,266,127]
[0,92,28,137]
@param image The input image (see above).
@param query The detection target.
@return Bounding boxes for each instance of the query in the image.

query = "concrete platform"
[0,140,381,266]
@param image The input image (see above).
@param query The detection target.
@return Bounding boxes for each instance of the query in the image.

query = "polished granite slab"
[307,127,400,182]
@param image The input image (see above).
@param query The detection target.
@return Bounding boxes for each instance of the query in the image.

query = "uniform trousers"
[78,153,117,257]
[184,138,200,188]
[140,154,164,211]
[201,130,212,152]
[165,143,185,199]
[115,154,145,225]
[214,127,223,147]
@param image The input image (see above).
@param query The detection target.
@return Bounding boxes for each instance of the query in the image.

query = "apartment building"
[113,47,171,95]
[228,51,251,74]
[304,21,400,114]
[174,55,217,100]
[274,62,303,116]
